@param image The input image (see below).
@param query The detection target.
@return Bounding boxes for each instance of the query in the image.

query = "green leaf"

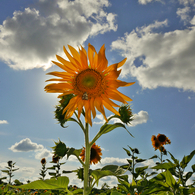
[1,170,9,173]
[188,188,195,194]
[110,191,124,195]
[92,122,133,144]
[152,162,175,170]
[47,166,56,170]
[67,147,82,159]
[72,188,83,194]
[180,150,195,169]
[12,168,19,172]
[184,171,193,183]
[165,170,176,188]
[123,148,131,156]
[135,166,148,174]
[192,164,195,172]
[150,155,158,159]
[91,165,125,186]
[135,159,146,163]
[168,152,179,166]
[12,176,69,190]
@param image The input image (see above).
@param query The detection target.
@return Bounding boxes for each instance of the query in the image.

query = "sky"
[0,0,195,188]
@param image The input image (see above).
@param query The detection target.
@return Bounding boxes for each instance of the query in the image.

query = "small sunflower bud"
[118,104,133,125]
[41,158,46,165]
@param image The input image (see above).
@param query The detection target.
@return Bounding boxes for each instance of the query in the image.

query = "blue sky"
[0,0,195,187]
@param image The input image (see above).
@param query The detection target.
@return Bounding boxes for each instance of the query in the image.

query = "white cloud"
[131,110,149,126]
[138,0,163,5]
[111,20,195,92]
[0,120,8,124]
[0,0,117,70]
[190,15,195,25]
[35,148,52,160]
[178,0,195,6]
[176,7,191,23]
[101,157,127,165]
[176,0,195,24]
[94,114,105,124]
[9,138,44,152]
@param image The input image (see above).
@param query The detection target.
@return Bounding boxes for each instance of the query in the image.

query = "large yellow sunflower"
[80,143,102,165]
[45,43,135,126]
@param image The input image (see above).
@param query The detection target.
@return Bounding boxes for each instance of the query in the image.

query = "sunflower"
[157,134,168,145]
[45,44,135,126]
[80,143,102,165]
[151,135,157,142]
[152,139,161,150]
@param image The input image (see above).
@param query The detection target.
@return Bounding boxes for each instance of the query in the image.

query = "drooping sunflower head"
[45,43,135,126]
[80,143,102,165]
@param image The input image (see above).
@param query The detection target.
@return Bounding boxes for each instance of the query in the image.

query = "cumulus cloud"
[35,148,52,160]
[0,0,117,70]
[138,0,163,5]
[111,20,195,92]
[9,138,44,152]
[0,120,8,124]
[131,110,149,126]
[94,114,105,124]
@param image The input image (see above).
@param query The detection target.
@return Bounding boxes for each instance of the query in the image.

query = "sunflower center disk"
[75,69,105,98]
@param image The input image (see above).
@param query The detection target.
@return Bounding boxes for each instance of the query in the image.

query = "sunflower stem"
[83,122,90,195]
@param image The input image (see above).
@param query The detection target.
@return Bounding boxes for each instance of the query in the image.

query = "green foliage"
[91,165,126,186]
[91,122,133,146]
[1,161,19,185]
[14,176,69,190]
[54,94,74,128]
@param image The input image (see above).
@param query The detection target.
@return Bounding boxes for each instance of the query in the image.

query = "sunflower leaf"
[91,165,125,186]
[91,122,132,144]
[12,176,69,190]
[180,150,195,169]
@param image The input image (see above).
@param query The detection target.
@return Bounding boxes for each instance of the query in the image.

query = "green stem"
[83,122,91,195]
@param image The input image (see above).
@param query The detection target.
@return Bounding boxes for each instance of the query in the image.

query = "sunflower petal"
[68,45,81,65]
[88,43,96,68]
[106,89,127,104]
[55,56,77,72]
[84,101,92,126]
[63,46,81,69]
[90,97,96,119]
[45,83,72,93]
[79,48,88,69]
[117,58,127,68]
[94,97,107,122]
[77,98,84,118]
